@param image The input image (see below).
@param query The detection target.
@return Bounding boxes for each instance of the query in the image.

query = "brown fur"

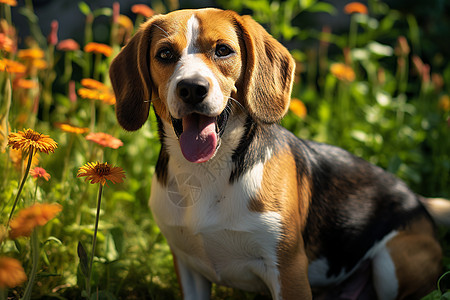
[387,217,442,299]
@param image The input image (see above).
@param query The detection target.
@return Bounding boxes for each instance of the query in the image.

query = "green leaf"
[367,42,394,57]
[77,241,89,278]
[44,236,63,245]
[91,290,117,300]
[299,0,316,10]
[104,232,119,262]
[78,2,92,16]
[420,290,441,300]
[306,2,337,15]
[93,8,113,18]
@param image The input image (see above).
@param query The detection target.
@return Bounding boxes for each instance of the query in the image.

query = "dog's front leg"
[173,255,212,300]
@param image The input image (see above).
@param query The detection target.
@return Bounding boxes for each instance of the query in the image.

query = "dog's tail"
[420,198,450,227]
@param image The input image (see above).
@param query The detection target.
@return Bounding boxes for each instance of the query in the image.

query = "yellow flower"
[55,123,89,134]
[84,42,113,57]
[0,0,17,6]
[77,162,126,186]
[118,15,133,31]
[289,98,307,119]
[9,203,62,239]
[330,63,356,82]
[439,95,450,112]
[0,58,26,74]
[17,48,45,60]
[344,2,368,15]
[31,59,48,70]
[8,128,58,155]
[0,257,26,289]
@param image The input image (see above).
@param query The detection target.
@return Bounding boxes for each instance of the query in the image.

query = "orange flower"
[8,128,58,155]
[55,123,89,134]
[0,58,26,74]
[86,132,123,149]
[13,78,38,89]
[344,2,368,15]
[439,95,450,112]
[78,79,116,104]
[30,167,51,181]
[0,33,14,52]
[84,42,113,57]
[17,48,45,60]
[330,63,356,82]
[0,257,26,289]
[77,162,126,186]
[81,78,107,90]
[131,4,154,18]
[57,39,80,51]
[9,203,62,239]
[0,0,17,6]
[289,98,307,119]
[78,88,116,104]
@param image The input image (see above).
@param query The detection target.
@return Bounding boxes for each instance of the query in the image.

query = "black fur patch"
[154,112,169,186]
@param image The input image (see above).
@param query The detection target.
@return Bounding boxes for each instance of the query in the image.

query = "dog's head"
[110,8,295,163]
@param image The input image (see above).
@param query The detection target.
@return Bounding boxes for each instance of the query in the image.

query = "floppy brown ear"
[234,14,295,124]
[109,21,153,131]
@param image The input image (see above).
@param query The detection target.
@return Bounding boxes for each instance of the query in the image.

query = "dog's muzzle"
[171,102,230,163]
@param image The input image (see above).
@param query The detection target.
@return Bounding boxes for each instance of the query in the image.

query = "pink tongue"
[179,114,217,163]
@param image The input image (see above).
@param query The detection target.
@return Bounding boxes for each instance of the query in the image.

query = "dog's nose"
[176,78,210,104]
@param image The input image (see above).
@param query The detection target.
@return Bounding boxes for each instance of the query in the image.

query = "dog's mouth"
[171,104,229,163]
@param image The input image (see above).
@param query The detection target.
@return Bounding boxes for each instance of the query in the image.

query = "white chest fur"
[149,118,282,293]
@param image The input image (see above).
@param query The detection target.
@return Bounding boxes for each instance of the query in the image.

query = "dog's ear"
[109,21,154,131]
[234,14,295,124]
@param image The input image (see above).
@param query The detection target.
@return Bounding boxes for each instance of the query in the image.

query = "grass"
[0,0,449,299]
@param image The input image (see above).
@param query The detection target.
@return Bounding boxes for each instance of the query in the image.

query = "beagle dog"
[109,8,448,300]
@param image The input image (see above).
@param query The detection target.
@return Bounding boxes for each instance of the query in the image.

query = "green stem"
[93,53,101,81]
[33,180,38,204]
[438,271,450,294]
[61,133,75,186]
[0,288,5,300]
[349,15,357,50]
[4,4,12,26]
[61,52,73,83]
[7,149,34,227]
[1,76,12,187]
[89,100,96,133]
[86,184,103,298]
[21,228,39,300]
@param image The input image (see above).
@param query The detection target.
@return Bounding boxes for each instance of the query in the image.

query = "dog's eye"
[157,48,175,62]
[215,44,233,58]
